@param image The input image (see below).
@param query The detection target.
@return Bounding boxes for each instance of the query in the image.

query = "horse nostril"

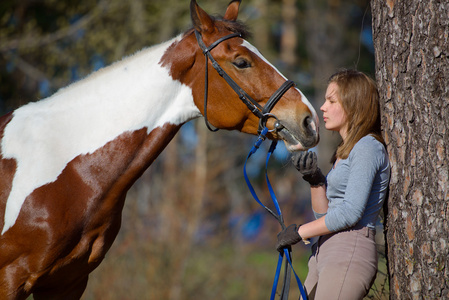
[303,115,316,134]
[303,116,311,130]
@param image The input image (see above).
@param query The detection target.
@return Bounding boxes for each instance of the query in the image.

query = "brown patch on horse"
[0,123,180,297]
[0,112,17,231]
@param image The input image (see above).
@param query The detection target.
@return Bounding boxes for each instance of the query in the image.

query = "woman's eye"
[233,58,251,69]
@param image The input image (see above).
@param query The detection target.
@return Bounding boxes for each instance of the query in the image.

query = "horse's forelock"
[185,17,252,40]
[216,18,252,39]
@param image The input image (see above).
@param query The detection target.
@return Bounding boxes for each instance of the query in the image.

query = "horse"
[0,0,319,298]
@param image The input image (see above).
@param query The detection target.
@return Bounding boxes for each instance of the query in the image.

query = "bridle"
[194,30,295,133]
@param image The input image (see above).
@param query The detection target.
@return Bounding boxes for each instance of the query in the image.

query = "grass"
[81,240,387,299]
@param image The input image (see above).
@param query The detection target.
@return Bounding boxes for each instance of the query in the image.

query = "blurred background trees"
[0,0,382,299]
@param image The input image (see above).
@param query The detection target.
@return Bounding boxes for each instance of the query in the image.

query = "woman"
[276,69,390,299]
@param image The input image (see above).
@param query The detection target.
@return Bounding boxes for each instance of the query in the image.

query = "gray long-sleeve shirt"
[315,135,391,232]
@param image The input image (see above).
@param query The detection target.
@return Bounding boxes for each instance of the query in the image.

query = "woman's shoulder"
[350,135,387,159]
[355,135,384,149]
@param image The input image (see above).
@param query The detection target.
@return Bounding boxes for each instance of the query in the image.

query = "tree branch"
[0,0,109,53]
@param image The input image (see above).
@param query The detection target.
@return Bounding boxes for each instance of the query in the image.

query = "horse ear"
[224,0,241,21]
[190,0,214,34]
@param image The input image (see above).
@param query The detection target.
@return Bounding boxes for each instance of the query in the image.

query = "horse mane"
[185,16,252,39]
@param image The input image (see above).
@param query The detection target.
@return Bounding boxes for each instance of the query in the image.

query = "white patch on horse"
[241,40,318,126]
[297,90,319,131]
[1,36,201,234]
[242,40,288,81]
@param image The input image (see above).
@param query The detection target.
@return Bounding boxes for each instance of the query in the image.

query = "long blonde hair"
[329,69,385,159]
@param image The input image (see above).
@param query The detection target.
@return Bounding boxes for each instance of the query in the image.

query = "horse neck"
[54,36,201,132]
[4,35,201,165]
[0,37,202,234]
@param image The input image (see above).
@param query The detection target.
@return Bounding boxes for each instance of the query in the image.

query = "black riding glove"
[276,224,302,252]
[291,151,326,187]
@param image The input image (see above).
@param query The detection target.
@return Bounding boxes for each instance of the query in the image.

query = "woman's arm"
[297,185,332,240]
[289,151,331,240]
[298,216,332,240]
[310,185,328,215]
[276,214,331,251]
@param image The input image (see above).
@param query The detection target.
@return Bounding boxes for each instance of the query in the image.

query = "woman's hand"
[276,224,302,252]
[291,151,326,187]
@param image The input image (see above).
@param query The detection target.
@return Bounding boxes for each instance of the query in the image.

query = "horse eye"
[233,58,251,69]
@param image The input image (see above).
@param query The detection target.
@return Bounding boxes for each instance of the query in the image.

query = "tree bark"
[371,1,449,299]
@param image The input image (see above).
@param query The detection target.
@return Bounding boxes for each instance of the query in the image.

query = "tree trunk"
[371,1,449,299]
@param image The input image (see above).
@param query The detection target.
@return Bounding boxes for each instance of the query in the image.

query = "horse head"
[187,0,319,151]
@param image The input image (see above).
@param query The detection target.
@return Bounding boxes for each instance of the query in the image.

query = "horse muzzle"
[274,114,319,152]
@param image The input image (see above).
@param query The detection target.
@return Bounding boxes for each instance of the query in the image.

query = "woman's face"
[321,82,348,138]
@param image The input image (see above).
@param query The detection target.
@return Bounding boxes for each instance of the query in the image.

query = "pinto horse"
[0,0,319,298]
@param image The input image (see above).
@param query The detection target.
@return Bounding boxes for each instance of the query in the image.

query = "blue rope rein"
[243,127,308,300]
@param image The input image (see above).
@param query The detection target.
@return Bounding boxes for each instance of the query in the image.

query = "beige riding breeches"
[302,226,378,300]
